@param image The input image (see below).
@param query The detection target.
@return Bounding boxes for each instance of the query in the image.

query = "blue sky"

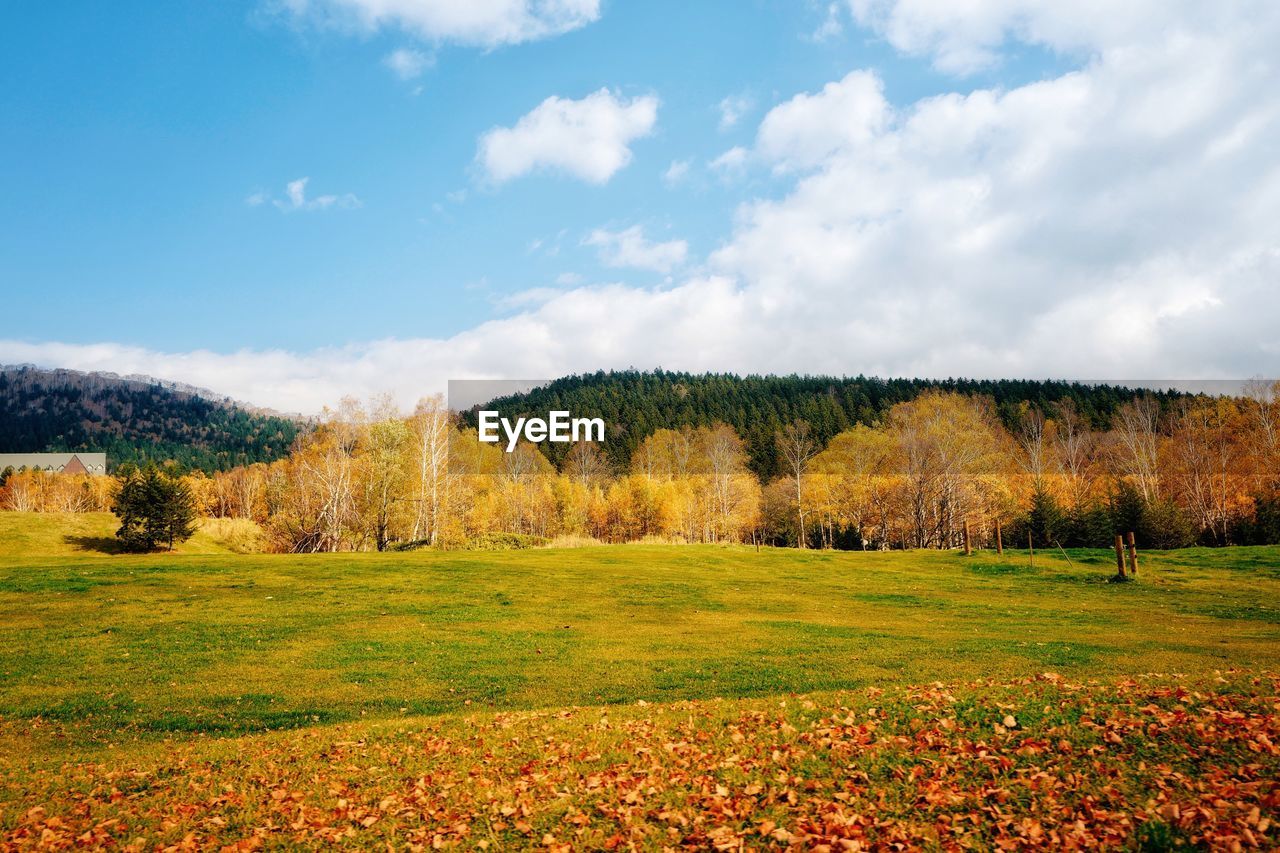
[2,1,1062,349]
[2,2,1276,411]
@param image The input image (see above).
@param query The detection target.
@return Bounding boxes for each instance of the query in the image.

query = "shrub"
[545,534,606,548]
[459,532,549,551]
[1106,481,1195,550]
[1008,487,1070,549]
[392,532,550,552]
[1064,503,1115,548]
[1228,493,1280,545]
[198,517,265,554]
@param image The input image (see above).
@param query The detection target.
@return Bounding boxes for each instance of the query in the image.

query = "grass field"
[0,512,263,559]
[1,514,1278,848]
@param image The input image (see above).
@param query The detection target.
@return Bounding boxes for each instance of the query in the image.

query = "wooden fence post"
[1028,532,1034,568]
[963,520,972,556]
[1113,534,1127,580]
[995,518,1004,556]
[1125,531,1139,576]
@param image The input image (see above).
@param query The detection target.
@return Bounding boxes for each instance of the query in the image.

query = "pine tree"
[112,466,198,552]
[1024,487,1066,549]
[161,476,198,551]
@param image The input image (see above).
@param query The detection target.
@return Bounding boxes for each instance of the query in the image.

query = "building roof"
[0,453,108,475]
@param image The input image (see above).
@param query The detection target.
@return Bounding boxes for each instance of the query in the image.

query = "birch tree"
[776,420,816,548]
[409,394,452,545]
[1051,398,1095,509]
[1113,395,1162,501]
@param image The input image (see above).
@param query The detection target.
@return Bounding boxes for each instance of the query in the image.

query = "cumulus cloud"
[477,89,659,185]
[585,226,688,274]
[708,1,1280,377]
[277,0,600,47]
[755,70,888,170]
[846,0,1216,75]
[13,2,1280,411]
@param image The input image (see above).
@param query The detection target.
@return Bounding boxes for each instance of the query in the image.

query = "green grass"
[1,517,1278,848]
[0,533,1277,744]
[0,511,263,558]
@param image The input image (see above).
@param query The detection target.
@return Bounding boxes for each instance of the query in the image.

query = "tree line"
[464,371,1186,479]
[4,380,1278,553]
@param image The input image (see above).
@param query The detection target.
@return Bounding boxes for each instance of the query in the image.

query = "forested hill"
[465,371,1186,478]
[0,366,301,473]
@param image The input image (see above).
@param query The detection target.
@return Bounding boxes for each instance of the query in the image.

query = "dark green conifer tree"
[112,465,198,552]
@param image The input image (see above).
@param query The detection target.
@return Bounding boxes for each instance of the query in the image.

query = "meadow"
[0,513,1277,848]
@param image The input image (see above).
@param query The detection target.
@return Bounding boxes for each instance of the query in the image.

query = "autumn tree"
[1165,397,1249,545]
[359,396,411,552]
[563,439,610,488]
[702,424,755,541]
[1243,379,1280,494]
[1112,395,1162,502]
[1015,405,1051,491]
[776,421,816,548]
[1051,398,1096,510]
[0,470,46,512]
[269,399,363,552]
[888,392,1005,549]
[408,394,452,545]
[811,424,900,549]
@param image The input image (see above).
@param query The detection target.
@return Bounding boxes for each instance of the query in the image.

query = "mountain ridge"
[0,365,302,473]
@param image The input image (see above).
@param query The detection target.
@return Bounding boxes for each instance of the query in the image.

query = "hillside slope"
[465,370,1183,476]
[0,512,263,557]
[0,365,300,472]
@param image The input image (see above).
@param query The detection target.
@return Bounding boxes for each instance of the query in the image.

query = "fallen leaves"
[1,672,1277,850]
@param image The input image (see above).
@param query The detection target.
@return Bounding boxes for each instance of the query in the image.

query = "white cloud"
[755,70,888,170]
[277,0,601,47]
[260,177,362,212]
[477,89,659,185]
[717,92,754,131]
[663,158,691,187]
[811,2,844,41]
[383,47,432,80]
[706,1,1280,377]
[709,146,748,178]
[14,3,1280,412]
[492,286,565,310]
[845,0,1216,75]
[585,225,688,274]
[0,278,744,413]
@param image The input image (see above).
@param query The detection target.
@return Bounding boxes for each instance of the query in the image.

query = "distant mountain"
[464,370,1187,478]
[0,365,301,473]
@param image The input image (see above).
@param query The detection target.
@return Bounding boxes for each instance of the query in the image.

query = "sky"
[2,0,1278,413]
